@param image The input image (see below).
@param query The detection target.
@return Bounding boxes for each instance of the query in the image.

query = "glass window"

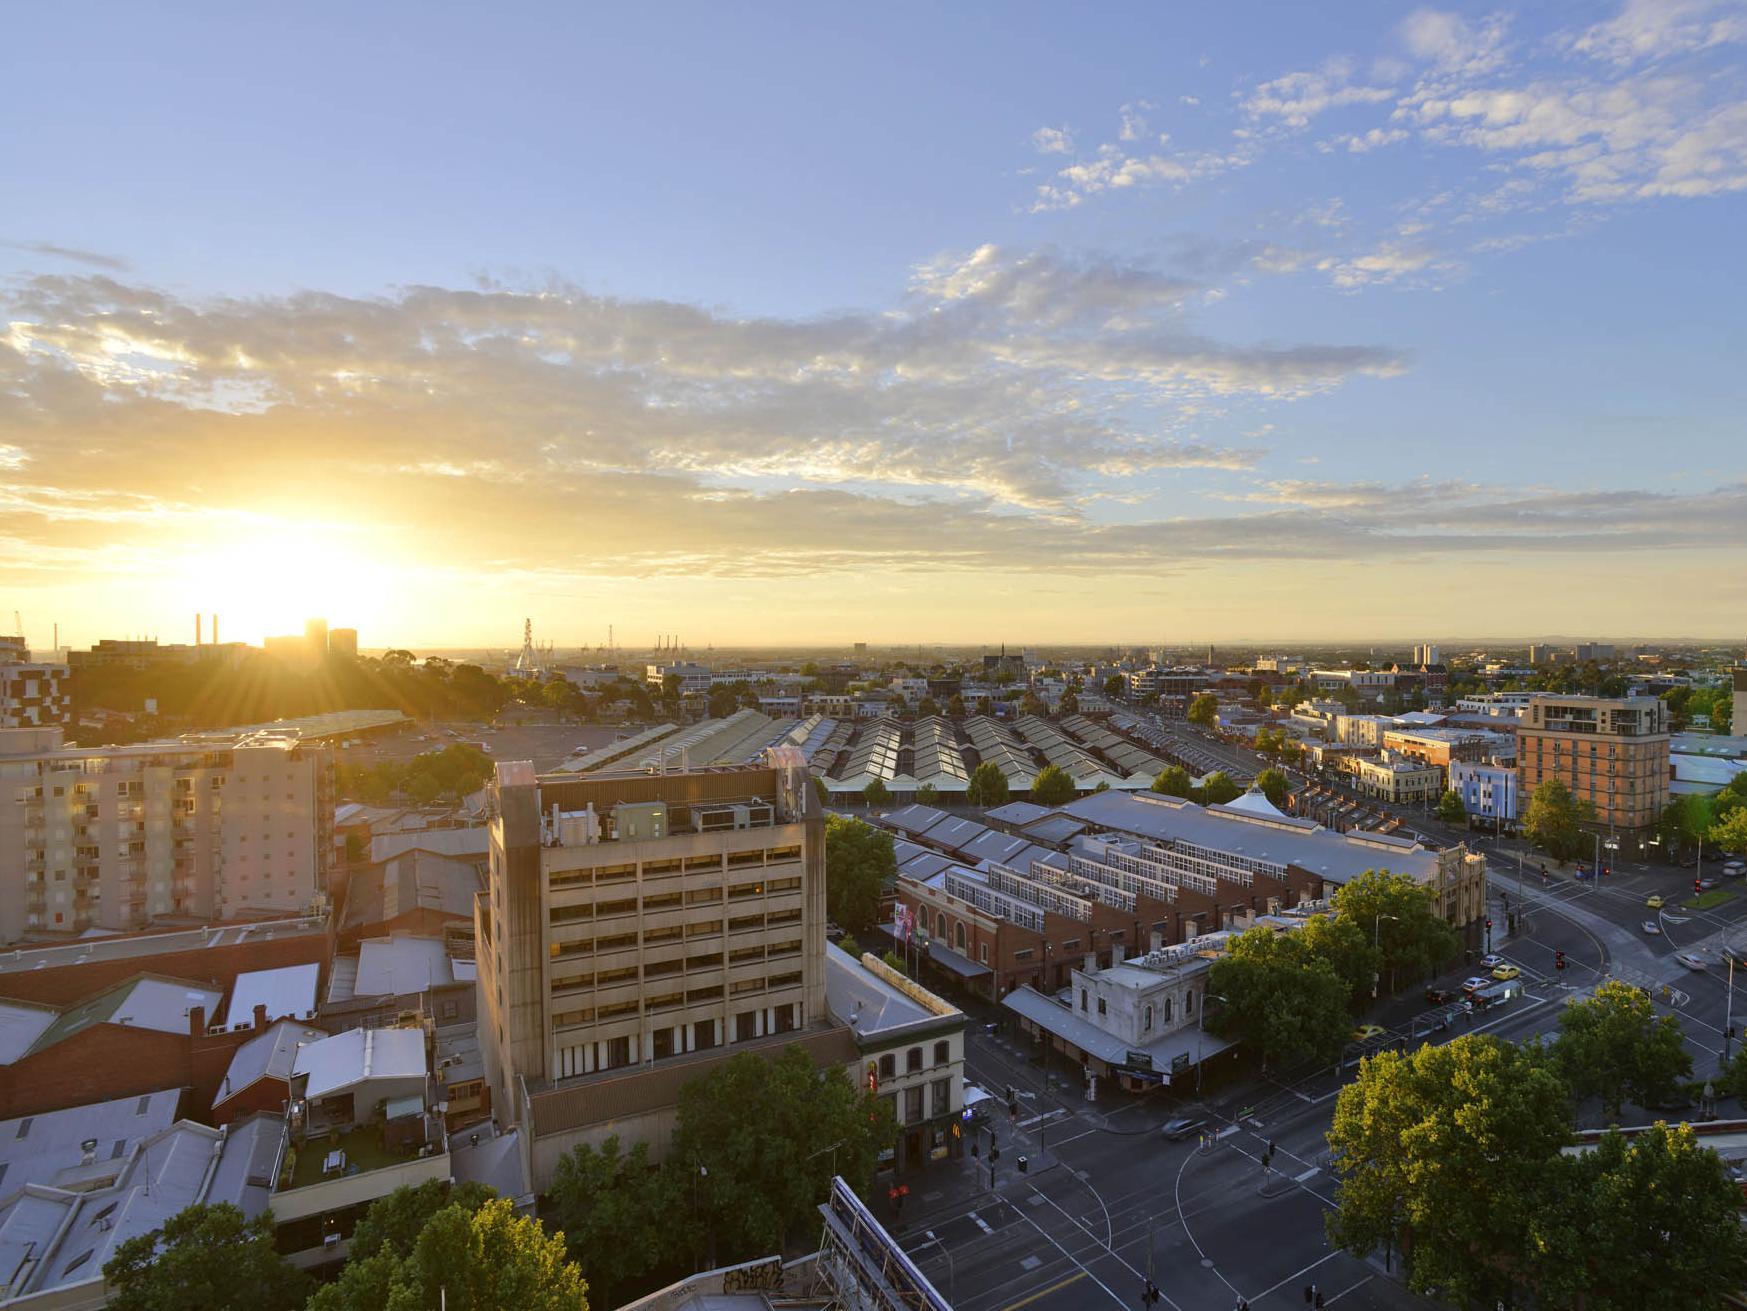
[906,1047,922,1073]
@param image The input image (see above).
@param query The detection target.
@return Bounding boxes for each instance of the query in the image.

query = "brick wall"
[0,931,329,1007]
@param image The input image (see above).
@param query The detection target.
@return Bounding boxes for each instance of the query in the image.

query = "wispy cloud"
[1,241,131,272]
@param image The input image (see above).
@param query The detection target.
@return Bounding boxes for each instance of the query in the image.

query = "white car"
[1642,920,1662,935]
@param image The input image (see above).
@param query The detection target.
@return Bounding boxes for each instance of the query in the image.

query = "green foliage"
[1197,771,1241,805]
[548,1136,674,1304]
[1150,764,1193,797]
[104,1202,310,1311]
[1102,675,1125,698]
[1187,692,1218,728]
[1254,767,1290,808]
[1029,764,1076,807]
[881,948,908,976]
[1524,778,1597,861]
[1092,779,1110,793]
[1207,926,1353,1067]
[337,742,494,805]
[1331,869,1459,993]
[1326,1036,1572,1307]
[966,760,1010,807]
[862,777,891,807]
[1434,789,1466,824]
[1552,981,1692,1118]
[946,693,967,717]
[347,1179,497,1262]
[1713,805,1747,856]
[671,1046,893,1261]
[1661,793,1716,855]
[838,933,861,960]
[915,782,939,805]
[824,815,894,936]
[1297,913,1380,1009]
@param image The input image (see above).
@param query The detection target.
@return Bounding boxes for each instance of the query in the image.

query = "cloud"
[1,241,131,272]
[1397,9,1511,75]
[1118,100,1155,141]
[1318,239,1456,289]
[1031,125,1075,154]
[1567,0,1747,65]
[1327,126,1410,153]
[1031,141,1251,211]
[1241,62,1396,129]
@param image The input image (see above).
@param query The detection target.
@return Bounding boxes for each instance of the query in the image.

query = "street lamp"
[1373,914,1399,999]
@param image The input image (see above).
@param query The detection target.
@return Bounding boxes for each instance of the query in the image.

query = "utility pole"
[1727,954,1736,1070]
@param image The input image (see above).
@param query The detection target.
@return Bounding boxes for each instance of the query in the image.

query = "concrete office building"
[329,627,359,658]
[0,727,332,940]
[479,749,851,1186]
[1517,694,1669,833]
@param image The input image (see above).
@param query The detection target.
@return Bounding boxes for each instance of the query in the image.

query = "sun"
[165,518,401,646]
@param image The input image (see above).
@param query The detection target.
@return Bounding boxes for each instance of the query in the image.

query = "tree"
[881,948,908,976]
[965,761,1010,808]
[671,1046,893,1261]
[1207,926,1353,1068]
[1198,771,1241,805]
[1434,789,1466,825]
[915,783,939,805]
[1150,764,1193,797]
[1552,980,1691,1118]
[1018,690,1045,717]
[1102,675,1125,699]
[1326,1035,1572,1307]
[1297,914,1380,1010]
[347,1180,497,1263]
[1524,778,1595,862]
[104,1203,310,1311]
[916,695,940,718]
[548,1136,673,1305]
[824,815,893,935]
[390,1199,588,1311]
[1661,793,1716,856]
[1331,869,1458,994]
[838,933,861,960]
[1712,805,1747,856]
[1057,688,1079,716]
[1536,1122,1747,1311]
[1254,767,1290,809]
[1030,764,1076,807]
[862,778,891,808]
[1187,692,1218,728]
[947,693,966,717]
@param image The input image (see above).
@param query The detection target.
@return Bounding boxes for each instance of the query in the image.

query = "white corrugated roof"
[221,963,320,1027]
[293,1027,426,1101]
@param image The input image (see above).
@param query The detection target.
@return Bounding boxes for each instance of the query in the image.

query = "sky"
[2,1,1745,650]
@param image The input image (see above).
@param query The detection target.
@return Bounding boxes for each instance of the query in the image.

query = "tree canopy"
[104,1203,310,1311]
[1434,789,1466,824]
[1187,692,1219,728]
[548,1136,675,1305]
[824,815,894,936]
[1030,764,1076,807]
[1207,926,1353,1068]
[1524,778,1595,861]
[670,1045,892,1261]
[1331,869,1458,994]
[1197,771,1241,805]
[862,778,891,808]
[1552,980,1691,1118]
[966,760,1010,807]
[337,742,493,806]
[1150,764,1193,797]
[1254,767,1290,809]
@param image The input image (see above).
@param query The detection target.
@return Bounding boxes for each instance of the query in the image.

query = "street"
[886,834,1747,1311]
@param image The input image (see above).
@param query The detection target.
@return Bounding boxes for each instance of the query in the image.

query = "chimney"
[189,1004,206,1038]
[254,1002,269,1030]
[1111,943,1125,966]
[1083,952,1096,974]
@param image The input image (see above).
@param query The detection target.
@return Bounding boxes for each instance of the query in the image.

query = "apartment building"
[0,662,68,729]
[479,749,852,1186]
[1449,759,1519,824]
[1517,694,1669,832]
[0,727,332,940]
[645,661,712,694]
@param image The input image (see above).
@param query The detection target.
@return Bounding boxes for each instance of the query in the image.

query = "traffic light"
[1486,918,1493,930]
[1554,949,1566,971]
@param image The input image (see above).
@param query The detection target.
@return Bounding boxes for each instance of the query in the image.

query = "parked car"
[1699,877,1720,890]
[1161,1117,1207,1141]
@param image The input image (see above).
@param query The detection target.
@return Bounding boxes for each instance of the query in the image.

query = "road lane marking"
[999,1270,1086,1311]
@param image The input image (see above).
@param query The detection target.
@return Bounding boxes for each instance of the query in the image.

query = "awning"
[1001,986,1233,1079]
[926,941,992,978]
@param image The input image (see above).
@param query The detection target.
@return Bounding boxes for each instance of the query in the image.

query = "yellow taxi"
[1491,964,1521,981]
[1646,895,1665,909]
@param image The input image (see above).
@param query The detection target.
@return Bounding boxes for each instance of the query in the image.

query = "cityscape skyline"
[4,1,1745,645]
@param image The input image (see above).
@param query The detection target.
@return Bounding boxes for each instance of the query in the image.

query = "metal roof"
[221,964,320,1028]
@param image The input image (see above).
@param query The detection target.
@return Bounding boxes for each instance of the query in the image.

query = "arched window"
[1163,996,1173,1022]
[1186,990,1195,1015]
[936,911,946,938]
[1143,1004,1153,1031]
[955,921,967,951]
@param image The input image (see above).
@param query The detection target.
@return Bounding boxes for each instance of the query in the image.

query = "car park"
[1161,1117,1207,1141]
[1491,964,1521,981]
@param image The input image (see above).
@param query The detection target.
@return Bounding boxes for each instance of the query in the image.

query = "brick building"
[1517,694,1670,833]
